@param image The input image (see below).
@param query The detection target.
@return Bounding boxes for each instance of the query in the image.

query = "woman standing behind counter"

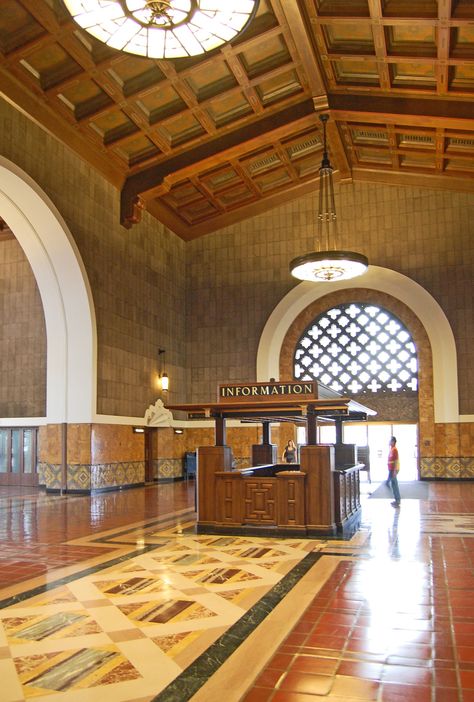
[282,439,297,463]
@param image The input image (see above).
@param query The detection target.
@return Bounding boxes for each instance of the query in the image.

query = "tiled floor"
[0,480,473,701]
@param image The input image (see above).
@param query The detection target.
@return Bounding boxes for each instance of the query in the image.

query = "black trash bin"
[184,451,197,479]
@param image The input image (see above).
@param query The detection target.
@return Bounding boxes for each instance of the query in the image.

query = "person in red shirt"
[386,436,401,507]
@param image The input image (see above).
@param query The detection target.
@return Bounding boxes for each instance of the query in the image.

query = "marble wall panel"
[460,423,474,455]
[68,424,92,464]
[91,424,143,463]
[38,424,62,464]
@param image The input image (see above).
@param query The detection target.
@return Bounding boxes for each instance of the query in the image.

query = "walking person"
[386,436,401,508]
[282,439,297,463]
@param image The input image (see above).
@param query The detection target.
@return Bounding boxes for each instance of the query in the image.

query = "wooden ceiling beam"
[146,178,321,241]
[0,67,125,186]
[329,94,474,130]
[352,167,474,194]
[274,0,326,98]
[120,98,318,226]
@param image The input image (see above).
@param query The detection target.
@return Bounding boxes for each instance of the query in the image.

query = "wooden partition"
[196,444,362,537]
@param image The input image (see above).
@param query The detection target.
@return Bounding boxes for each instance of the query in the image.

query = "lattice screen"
[294,303,418,394]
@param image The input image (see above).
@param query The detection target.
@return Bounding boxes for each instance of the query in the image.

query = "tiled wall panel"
[0,98,186,418]
[0,239,46,416]
[186,183,474,415]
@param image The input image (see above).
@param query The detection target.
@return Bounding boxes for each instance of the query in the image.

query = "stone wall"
[0,98,186,417]
[186,182,474,414]
[0,238,46,416]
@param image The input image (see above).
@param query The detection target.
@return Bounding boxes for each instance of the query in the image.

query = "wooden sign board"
[218,381,317,403]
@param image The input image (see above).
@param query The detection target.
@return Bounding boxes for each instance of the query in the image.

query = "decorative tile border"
[38,462,145,491]
[420,456,474,479]
[154,458,183,480]
[37,462,62,489]
[91,461,144,489]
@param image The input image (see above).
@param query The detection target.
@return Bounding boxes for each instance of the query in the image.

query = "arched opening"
[257,266,460,480]
[257,266,458,424]
[0,157,97,423]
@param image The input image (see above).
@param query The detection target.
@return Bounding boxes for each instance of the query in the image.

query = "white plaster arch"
[0,156,97,423]
[257,266,459,424]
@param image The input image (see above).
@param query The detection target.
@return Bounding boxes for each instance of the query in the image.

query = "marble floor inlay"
[0,499,330,702]
[2,480,474,701]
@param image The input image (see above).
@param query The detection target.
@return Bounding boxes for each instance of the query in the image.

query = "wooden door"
[0,428,38,486]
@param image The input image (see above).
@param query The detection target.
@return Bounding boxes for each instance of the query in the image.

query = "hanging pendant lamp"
[63,1,259,59]
[290,114,368,283]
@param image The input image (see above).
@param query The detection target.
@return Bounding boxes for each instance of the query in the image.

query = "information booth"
[167,381,375,537]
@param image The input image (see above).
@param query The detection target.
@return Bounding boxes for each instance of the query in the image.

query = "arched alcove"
[257,266,459,424]
[0,157,96,423]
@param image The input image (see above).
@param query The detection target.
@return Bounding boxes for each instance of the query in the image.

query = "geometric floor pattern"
[0,523,327,701]
[2,480,474,701]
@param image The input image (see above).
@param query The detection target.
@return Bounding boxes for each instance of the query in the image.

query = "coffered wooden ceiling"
[1,0,473,240]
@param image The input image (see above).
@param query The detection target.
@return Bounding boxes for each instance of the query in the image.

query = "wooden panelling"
[277,472,306,527]
[243,479,277,523]
[215,474,242,525]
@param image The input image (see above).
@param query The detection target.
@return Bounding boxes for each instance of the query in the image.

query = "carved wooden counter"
[196,444,363,537]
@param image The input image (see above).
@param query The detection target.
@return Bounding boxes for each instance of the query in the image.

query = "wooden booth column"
[299,444,337,536]
[252,421,277,465]
[197,413,233,530]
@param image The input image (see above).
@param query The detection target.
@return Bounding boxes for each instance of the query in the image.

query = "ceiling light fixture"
[63,0,259,59]
[290,114,368,283]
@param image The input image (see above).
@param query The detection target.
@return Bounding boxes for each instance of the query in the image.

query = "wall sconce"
[133,427,145,434]
[158,348,169,392]
[174,428,183,435]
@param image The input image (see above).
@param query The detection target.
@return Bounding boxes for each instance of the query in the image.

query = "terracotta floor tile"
[268,653,295,670]
[289,655,339,676]
[433,688,462,702]
[380,683,432,702]
[460,669,474,689]
[433,668,458,687]
[278,671,333,695]
[305,634,347,649]
[459,647,474,663]
[272,692,326,702]
[337,660,384,680]
[254,667,286,689]
[382,665,432,686]
[241,688,275,702]
[331,675,380,700]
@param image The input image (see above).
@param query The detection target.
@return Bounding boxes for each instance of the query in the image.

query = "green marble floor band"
[151,550,322,702]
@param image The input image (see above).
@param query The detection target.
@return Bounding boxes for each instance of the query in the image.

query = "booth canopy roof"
[166,397,376,421]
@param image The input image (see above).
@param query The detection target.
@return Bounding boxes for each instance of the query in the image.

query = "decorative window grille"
[294,303,418,394]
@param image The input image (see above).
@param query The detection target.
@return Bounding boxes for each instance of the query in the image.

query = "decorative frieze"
[420,457,474,479]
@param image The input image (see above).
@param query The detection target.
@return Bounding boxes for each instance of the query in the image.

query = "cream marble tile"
[0,658,24,702]
[118,638,181,683]
[86,605,136,632]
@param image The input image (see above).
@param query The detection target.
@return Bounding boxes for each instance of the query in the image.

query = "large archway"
[257,266,459,424]
[0,157,96,423]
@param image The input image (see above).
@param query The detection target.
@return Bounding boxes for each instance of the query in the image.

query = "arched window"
[294,302,418,394]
